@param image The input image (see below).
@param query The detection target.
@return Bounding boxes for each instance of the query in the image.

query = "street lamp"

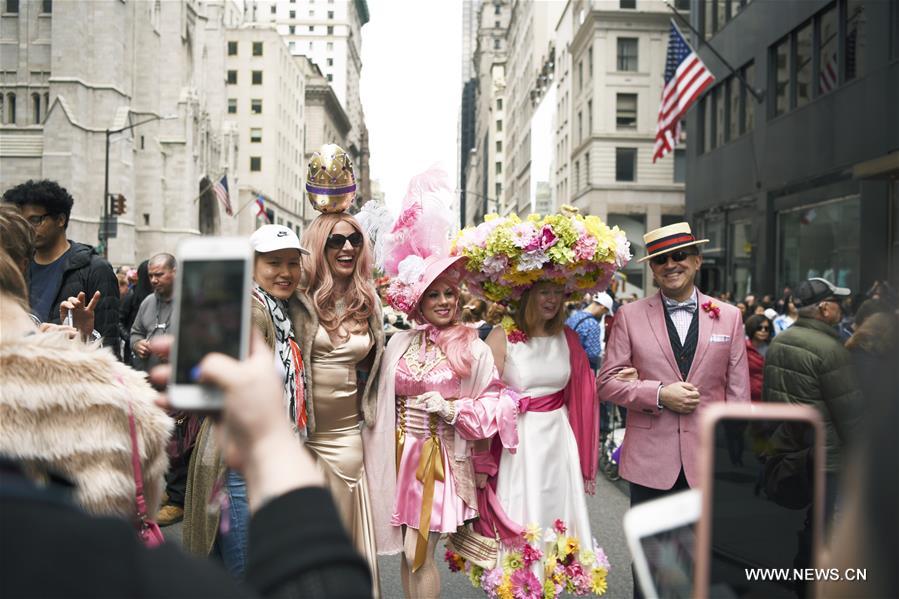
[100,113,178,257]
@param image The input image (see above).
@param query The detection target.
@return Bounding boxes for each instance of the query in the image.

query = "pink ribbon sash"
[517,389,565,414]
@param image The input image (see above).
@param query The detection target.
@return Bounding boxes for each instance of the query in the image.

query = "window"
[616,93,637,129]
[327,10,333,18]
[227,98,237,114]
[289,10,296,18]
[308,25,315,32]
[577,61,583,90]
[252,70,263,85]
[289,25,295,34]
[674,0,690,9]
[227,40,237,55]
[496,119,502,132]
[778,196,860,292]
[585,152,590,185]
[577,111,582,142]
[495,4,500,14]
[496,140,502,152]
[728,77,740,140]
[250,128,262,143]
[588,45,593,78]
[587,99,593,134]
[270,5,275,14]
[327,42,334,51]
[251,99,262,114]
[845,0,865,81]
[773,36,790,117]
[673,149,686,183]
[702,94,713,152]
[252,41,263,56]
[250,157,262,171]
[615,148,637,182]
[226,70,237,84]
[41,0,51,13]
[289,41,296,51]
[5,0,18,13]
[620,0,635,9]
[795,21,812,108]
[617,38,638,71]
[496,162,502,175]
[715,85,726,147]
[575,161,580,190]
[496,98,502,110]
[327,57,333,66]
[744,62,755,132]
[326,74,333,82]
[494,39,501,50]
[327,25,334,34]
[495,20,500,28]
[818,4,838,95]
[495,183,502,198]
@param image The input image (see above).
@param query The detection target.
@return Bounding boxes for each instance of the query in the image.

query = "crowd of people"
[1,144,896,599]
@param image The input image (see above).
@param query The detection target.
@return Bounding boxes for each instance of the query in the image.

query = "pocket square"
[710,334,731,343]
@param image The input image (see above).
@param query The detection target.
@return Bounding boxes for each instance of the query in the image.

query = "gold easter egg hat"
[305,143,357,213]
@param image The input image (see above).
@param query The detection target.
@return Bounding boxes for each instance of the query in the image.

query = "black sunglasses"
[649,249,697,266]
[326,231,364,250]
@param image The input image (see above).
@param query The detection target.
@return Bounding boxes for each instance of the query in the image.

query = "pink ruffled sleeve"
[453,378,520,452]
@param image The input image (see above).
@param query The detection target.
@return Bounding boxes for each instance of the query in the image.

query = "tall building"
[561,0,686,297]
[0,0,240,265]
[247,0,369,205]
[299,56,352,221]
[685,0,898,297]
[466,0,510,225]
[458,0,481,228]
[225,26,306,235]
[503,0,564,217]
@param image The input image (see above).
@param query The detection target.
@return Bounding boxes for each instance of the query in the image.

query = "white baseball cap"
[764,308,778,321]
[249,224,309,255]
[592,292,614,314]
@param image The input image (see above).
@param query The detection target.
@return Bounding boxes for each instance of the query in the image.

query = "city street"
[164,474,633,598]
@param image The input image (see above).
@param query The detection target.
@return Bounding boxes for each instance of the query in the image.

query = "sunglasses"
[325,231,364,250]
[758,325,770,331]
[649,249,697,266]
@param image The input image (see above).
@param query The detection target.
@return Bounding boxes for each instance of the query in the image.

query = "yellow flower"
[468,564,484,588]
[543,576,557,599]
[527,213,541,223]
[591,568,608,595]
[485,213,500,222]
[565,537,580,557]
[524,523,543,544]
[498,574,514,599]
[580,549,596,566]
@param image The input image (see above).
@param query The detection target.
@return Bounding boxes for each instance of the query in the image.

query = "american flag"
[255,195,271,223]
[653,22,715,163]
[213,175,233,216]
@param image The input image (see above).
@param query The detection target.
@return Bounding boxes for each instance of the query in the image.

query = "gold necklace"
[404,333,446,380]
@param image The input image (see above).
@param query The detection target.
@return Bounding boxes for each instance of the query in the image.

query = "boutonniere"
[701,300,721,320]
[500,315,529,344]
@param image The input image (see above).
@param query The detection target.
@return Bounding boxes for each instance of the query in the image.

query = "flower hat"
[381,167,464,316]
[451,206,631,306]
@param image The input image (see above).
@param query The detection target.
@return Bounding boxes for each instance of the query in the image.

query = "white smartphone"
[624,488,701,599]
[695,403,825,599]
[169,237,253,410]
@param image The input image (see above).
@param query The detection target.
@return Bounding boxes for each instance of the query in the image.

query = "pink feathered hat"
[381,166,465,315]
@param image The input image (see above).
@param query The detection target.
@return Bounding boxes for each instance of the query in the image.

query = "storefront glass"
[729,220,754,299]
[777,195,860,292]
[608,213,646,298]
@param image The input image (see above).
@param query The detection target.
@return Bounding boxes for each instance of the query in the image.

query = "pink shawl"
[562,327,600,494]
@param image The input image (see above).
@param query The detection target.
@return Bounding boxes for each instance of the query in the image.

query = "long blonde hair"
[300,213,378,335]
[514,282,566,338]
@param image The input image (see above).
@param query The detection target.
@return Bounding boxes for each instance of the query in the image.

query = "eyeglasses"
[649,249,697,266]
[26,213,52,226]
[325,231,364,250]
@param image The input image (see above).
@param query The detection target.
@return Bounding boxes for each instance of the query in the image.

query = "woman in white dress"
[484,281,601,583]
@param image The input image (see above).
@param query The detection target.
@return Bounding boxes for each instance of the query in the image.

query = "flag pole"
[665,4,765,104]
[233,194,259,216]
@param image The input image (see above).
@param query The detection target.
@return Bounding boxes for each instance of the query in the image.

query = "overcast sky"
[361,0,463,213]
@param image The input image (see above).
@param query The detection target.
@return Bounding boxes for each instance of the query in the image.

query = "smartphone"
[695,403,825,599]
[169,237,253,410]
[625,489,701,599]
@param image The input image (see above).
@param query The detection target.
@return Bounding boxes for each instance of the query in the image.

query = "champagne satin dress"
[305,325,380,594]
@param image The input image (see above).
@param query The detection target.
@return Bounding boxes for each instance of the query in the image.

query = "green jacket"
[764,317,862,472]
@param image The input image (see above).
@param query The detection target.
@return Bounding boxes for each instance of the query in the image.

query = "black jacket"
[0,462,372,598]
[43,241,120,353]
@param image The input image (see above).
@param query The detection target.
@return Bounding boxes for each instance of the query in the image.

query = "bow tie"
[662,296,697,314]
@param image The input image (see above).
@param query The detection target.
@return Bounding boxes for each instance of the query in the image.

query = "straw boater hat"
[638,222,709,263]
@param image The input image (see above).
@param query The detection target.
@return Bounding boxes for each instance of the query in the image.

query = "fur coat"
[0,332,173,522]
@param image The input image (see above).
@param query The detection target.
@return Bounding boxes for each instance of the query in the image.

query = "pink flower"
[573,235,597,261]
[444,549,464,572]
[701,300,721,319]
[540,225,558,250]
[481,567,504,597]
[553,519,567,534]
[507,330,529,344]
[565,562,585,581]
[521,543,543,566]
[510,569,542,599]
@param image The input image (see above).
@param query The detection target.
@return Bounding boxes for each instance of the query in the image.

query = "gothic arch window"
[32,93,41,124]
[6,93,16,125]
[43,92,49,122]
[198,176,220,235]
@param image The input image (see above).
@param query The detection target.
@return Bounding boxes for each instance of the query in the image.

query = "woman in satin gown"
[291,212,384,595]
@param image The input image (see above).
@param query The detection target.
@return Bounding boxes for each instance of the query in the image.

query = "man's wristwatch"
[656,384,664,410]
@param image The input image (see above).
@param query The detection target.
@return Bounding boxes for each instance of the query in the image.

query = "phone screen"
[640,522,695,599]
[708,417,818,598]
[174,258,246,385]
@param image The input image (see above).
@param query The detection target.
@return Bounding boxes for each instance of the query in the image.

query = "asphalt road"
[163,475,634,598]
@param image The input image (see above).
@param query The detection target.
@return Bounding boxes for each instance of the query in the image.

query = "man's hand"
[615,367,638,381]
[134,339,151,358]
[59,291,100,341]
[659,381,700,414]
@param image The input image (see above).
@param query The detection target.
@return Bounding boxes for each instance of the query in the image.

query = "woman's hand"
[414,391,456,423]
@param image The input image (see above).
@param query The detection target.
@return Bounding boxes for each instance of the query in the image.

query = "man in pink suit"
[597,222,749,507]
